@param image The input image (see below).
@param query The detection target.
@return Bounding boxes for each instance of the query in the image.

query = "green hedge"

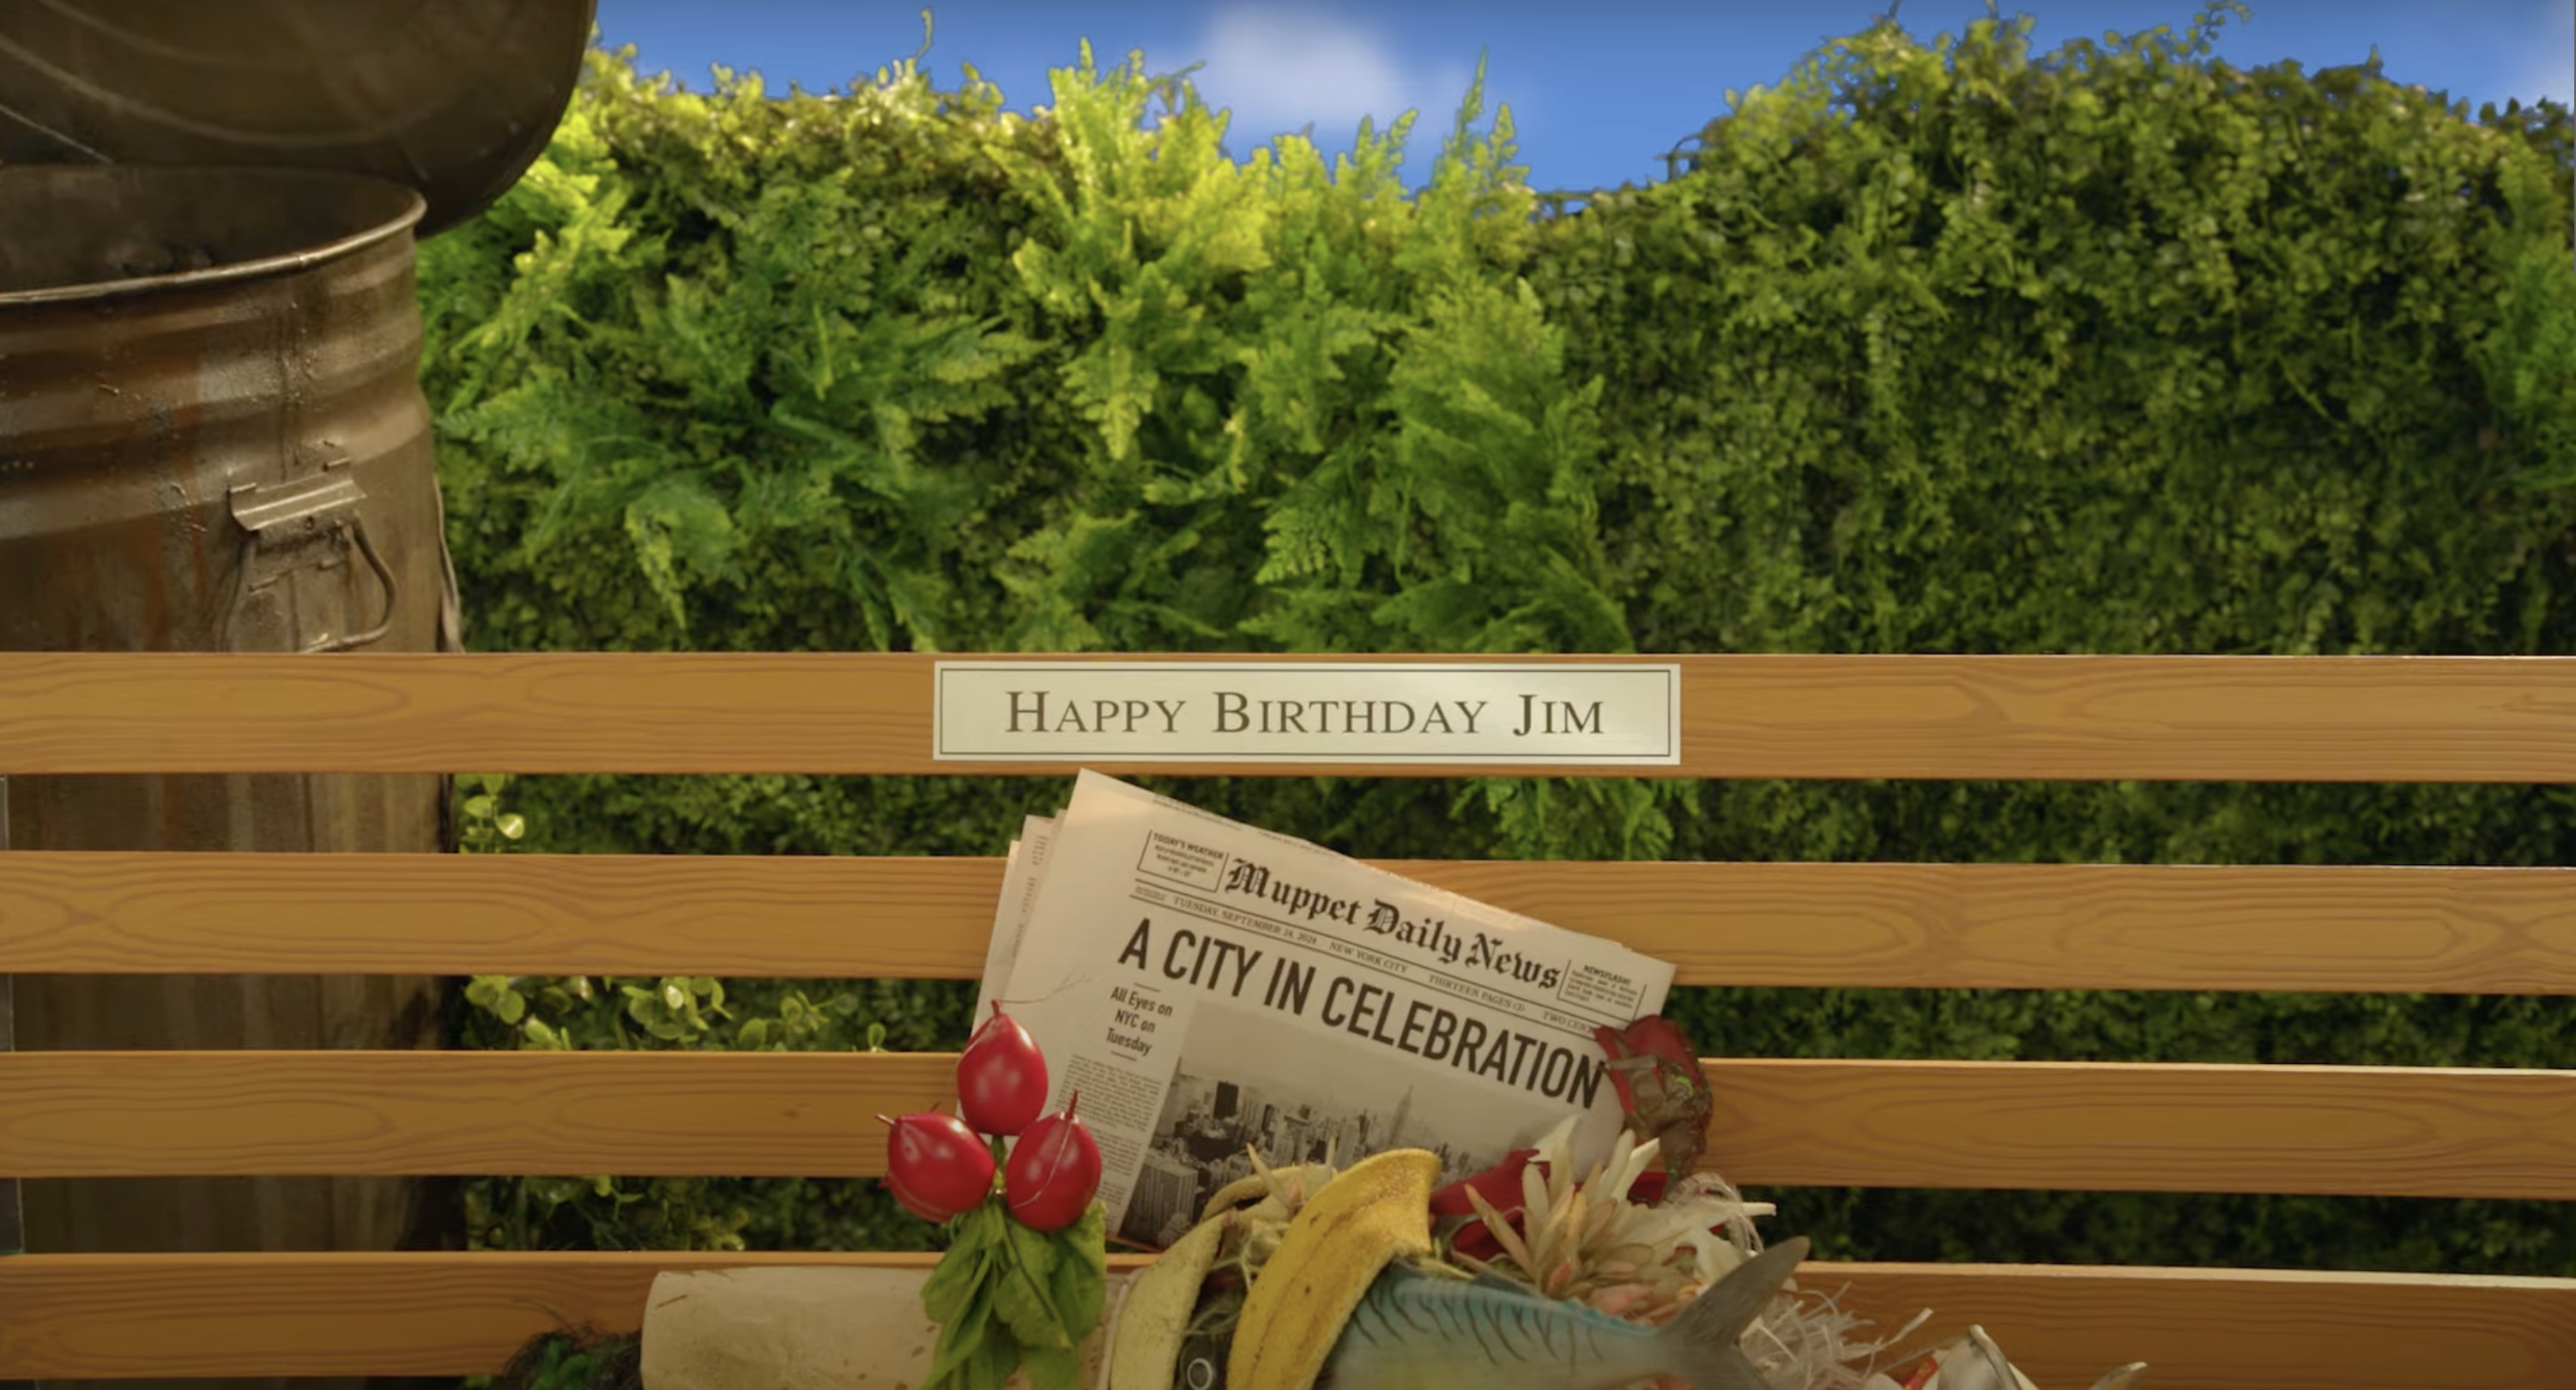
[420,4,2576,1273]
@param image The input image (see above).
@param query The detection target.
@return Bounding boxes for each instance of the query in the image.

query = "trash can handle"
[224,458,401,653]
[309,512,398,653]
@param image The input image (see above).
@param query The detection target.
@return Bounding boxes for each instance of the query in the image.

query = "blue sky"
[596,1,2575,193]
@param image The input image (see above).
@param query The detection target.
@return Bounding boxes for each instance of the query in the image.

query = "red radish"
[957,1002,1050,1137]
[879,1112,995,1224]
[1004,1092,1102,1231]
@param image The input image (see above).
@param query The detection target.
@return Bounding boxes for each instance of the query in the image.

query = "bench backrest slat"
[7,1050,2571,1200]
[9,651,2576,779]
[3,650,2572,1388]
[3,1251,2561,1387]
[8,850,2576,994]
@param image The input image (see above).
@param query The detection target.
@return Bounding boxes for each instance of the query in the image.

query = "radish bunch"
[878,1002,1102,1231]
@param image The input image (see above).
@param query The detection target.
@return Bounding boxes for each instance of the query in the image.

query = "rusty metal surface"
[0,0,594,236]
[0,164,456,1390]
[0,167,444,658]
[0,166,424,302]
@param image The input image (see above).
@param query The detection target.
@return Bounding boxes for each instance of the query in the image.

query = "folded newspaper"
[977,771,1678,1248]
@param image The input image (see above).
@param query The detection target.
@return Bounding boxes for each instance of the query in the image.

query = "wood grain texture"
[0,851,1008,981]
[9,650,2576,780]
[1817,1260,2576,1390]
[6,1051,2571,1198]
[1700,1058,2576,1198]
[1396,859,2576,995]
[10,851,2576,994]
[0,1051,940,1179]
[2,1250,2569,1388]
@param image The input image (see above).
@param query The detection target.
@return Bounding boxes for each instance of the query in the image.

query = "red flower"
[1434,1149,1540,1262]
[1450,1217,1506,1261]
[1593,1014,1714,1203]
[1430,1148,1539,1218]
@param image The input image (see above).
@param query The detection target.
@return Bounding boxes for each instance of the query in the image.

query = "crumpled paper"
[1859,1325,2147,1390]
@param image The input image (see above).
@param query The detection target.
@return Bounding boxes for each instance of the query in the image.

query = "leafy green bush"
[1538,4,2576,1274]
[1557,7,2576,661]
[423,4,2576,1273]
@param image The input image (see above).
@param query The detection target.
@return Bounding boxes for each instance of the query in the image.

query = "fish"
[1309,1235,1810,1390]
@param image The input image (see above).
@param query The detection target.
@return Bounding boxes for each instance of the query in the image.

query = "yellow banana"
[1106,1210,1228,1390]
[1227,1148,1441,1390]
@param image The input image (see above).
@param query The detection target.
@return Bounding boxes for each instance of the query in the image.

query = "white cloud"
[1182,6,1472,143]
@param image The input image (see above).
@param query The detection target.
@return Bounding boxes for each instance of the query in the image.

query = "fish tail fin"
[1658,1236,1811,1390]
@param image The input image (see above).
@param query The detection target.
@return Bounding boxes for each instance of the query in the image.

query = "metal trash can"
[0,5,591,1388]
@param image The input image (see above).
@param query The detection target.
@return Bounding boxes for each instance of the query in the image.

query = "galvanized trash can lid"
[0,0,596,235]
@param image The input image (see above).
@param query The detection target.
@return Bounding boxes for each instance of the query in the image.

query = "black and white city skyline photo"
[1116,997,1547,1247]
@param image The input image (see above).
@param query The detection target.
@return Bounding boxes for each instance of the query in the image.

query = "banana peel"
[1110,1156,1344,1390]
[1105,1209,1229,1390]
[1226,1148,1442,1390]
[1201,1161,1338,1224]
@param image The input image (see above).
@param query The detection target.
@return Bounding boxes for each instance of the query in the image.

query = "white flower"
[1459,1118,1774,1320]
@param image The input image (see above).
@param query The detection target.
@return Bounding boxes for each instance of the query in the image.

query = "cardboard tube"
[642,1266,1125,1390]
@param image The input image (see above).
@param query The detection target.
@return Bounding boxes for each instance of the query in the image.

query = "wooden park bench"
[2,650,2572,1387]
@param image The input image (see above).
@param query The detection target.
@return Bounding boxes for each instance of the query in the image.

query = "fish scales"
[1349,1278,1624,1369]
[1323,1277,1661,1390]
[1313,1238,1806,1390]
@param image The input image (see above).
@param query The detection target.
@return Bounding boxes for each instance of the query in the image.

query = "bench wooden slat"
[1711,1057,2576,1199]
[9,650,2576,780]
[0,852,1004,981]
[6,1051,2570,1199]
[2,1249,2568,1387]
[1829,1260,2576,1390]
[6,650,2570,1388]
[9,850,2576,994]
